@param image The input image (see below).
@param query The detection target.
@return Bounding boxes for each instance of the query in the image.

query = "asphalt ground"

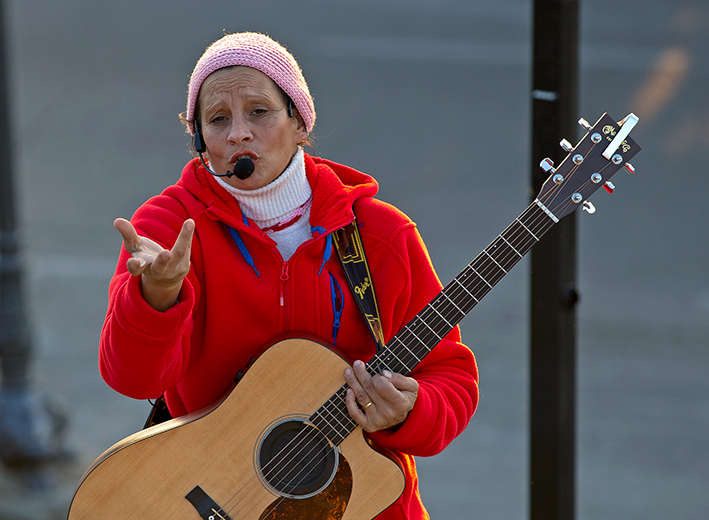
[0,0,707,519]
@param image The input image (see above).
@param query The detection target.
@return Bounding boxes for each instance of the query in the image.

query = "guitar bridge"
[185,486,232,520]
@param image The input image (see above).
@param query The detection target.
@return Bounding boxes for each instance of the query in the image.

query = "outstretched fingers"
[154,219,195,280]
[113,218,196,311]
[171,219,195,264]
[113,217,195,282]
[114,218,141,252]
[114,218,149,275]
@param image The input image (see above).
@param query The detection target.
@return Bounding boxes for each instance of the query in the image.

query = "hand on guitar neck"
[344,359,419,432]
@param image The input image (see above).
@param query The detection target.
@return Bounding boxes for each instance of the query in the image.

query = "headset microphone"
[193,121,255,180]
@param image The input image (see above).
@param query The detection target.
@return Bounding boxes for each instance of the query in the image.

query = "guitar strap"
[332,219,385,354]
[144,216,383,429]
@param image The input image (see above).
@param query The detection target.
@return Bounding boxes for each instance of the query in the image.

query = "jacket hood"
[305,154,379,230]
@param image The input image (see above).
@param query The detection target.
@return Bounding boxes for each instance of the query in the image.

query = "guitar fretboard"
[309,201,558,445]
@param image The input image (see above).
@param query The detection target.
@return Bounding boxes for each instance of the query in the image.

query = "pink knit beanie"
[186,32,315,134]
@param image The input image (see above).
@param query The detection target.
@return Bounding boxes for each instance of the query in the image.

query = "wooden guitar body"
[68,337,405,520]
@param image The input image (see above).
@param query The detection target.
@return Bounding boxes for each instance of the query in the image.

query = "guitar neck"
[310,200,557,445]
[374,199,557,374]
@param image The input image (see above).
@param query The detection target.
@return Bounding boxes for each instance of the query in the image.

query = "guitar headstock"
[535,113,642,221]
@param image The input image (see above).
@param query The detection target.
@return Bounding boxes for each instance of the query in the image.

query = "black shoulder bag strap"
[145,217,383,429]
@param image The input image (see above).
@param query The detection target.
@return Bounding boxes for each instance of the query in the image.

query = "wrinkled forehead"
[197,66,287,114]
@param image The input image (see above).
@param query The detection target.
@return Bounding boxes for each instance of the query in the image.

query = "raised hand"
[113,218,195,311]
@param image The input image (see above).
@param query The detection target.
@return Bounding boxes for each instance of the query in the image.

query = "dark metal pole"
[530,0,580,519]
[0,0,65,470]
[0,0,33,392]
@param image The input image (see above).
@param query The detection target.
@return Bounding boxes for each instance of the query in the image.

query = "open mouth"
[231,151,258,164]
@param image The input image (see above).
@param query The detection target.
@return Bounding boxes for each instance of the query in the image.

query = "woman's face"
[198,66,307,190]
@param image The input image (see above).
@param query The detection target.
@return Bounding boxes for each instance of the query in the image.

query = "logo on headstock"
[603,125,632,153]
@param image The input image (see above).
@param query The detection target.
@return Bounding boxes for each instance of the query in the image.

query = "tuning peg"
[578,118,592,131]
[582,201,596,214]
[540,157,556,173]
[603,181,615,194]
[625,162,636,174]
[560,139,574,152]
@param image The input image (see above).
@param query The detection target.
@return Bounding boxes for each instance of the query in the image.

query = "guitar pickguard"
[259,455,352,520]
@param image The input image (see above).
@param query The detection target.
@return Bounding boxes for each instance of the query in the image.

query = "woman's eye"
[210,116,226,124]
[252,108,267,116]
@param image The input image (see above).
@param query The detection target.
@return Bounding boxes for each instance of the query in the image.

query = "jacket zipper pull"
[280,261,289,306]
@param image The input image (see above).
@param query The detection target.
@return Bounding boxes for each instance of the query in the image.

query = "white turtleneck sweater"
[215,148,312,260]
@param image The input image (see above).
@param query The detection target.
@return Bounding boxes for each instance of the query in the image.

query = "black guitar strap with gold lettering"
[145,217,383,429]
[332,219,385,355]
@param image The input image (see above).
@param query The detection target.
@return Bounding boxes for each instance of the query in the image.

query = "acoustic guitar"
[68,113,640,520]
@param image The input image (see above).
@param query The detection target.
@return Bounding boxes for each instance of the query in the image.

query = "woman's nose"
[227,116,253,143]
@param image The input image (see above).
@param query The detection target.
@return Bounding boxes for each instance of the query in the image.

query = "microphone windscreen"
[233,158,255,180]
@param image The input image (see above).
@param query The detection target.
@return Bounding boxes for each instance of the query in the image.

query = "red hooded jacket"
[100,154,478,519]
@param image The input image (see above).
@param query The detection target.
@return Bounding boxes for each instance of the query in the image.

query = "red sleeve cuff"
[366,381,439,454]
[114,274,195,343]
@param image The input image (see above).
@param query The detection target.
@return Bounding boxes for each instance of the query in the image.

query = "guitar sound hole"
[257,418,338,499]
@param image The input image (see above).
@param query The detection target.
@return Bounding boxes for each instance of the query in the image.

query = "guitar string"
[276,134,623,513]
[410,191,557,346]
[250,385,389,520]
[226,429,336,519]
[214,411,342,518]
[218,410,349,518]
[229,152,590,515]
[454,139,599,303]
[213,135,617,517]
[216,373,364,516]
[410,130,624,384]
[239,196,559,518]
[350,130,618,428]
[215,342,387,517]
[220,197,556,519]
[230,391,372,519]
[394,136,610,368]
[237,202,566,517]
[330,137,604,386]
[240,389,366,520]
[216,220,536,516]
[251,147,621,520]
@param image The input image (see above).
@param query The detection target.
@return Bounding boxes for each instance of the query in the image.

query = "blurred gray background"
[0,0,707,519]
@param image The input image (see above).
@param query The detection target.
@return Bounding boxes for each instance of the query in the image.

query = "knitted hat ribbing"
[186,32,315,134]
